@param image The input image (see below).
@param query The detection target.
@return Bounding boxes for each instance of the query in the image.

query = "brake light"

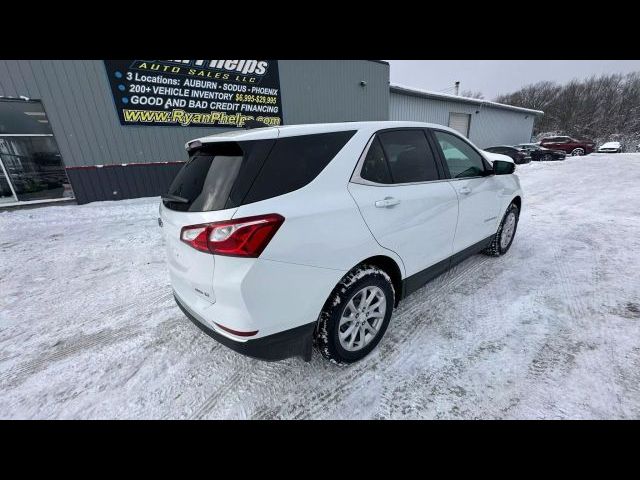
[180,214,285,257]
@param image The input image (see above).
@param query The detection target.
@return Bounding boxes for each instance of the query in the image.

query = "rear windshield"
[164,141,273,212]
[164,130,356,212]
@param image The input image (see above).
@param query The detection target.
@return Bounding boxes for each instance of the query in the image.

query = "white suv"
[159,121,522,364]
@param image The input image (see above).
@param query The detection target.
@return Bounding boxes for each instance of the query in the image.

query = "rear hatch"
[160,127,357,309]
[160,135,277,307]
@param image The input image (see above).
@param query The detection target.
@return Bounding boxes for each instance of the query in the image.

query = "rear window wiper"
[161,193,189,204]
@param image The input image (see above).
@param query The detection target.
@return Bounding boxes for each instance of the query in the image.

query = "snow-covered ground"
[1,154,640,419]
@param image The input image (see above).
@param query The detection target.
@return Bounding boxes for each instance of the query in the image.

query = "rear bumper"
[174,293,315,362]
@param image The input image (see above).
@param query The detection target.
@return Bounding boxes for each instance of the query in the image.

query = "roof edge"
[390,83,544,116]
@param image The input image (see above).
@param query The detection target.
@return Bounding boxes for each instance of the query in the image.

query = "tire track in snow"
[282,255,493,420]
[390,256,491,370]
[194,257,492,420]
[0,326,143,389]
[189,359,292,419]
[521,242,585,381]
[0,287,175,389]
[190,368,244,419]
[99,289,173,317]
[512,235,605,417]
[250,404,279,420]
[375,340,506,419]
[550,236,602,321]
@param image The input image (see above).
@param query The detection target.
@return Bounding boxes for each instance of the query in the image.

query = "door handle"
[375,197,401,208]
[459,186,472,195]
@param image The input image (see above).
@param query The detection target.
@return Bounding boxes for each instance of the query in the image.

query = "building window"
[0,99,72,203]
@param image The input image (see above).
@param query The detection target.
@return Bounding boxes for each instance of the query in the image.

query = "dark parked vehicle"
[515,143,566,161]
[539,136,595,156]
[484,146,531,164]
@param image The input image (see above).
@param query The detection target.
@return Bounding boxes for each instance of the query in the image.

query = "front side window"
[433,130,486,179]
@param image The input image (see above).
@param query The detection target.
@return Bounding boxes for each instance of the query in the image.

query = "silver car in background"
[598,141,623,153]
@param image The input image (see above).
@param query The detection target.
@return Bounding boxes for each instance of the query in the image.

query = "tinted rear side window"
[378,130,439,183]
[360,137,392,184]
[242,131,356,204]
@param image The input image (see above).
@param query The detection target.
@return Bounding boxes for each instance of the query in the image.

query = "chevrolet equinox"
[160,121,522,364]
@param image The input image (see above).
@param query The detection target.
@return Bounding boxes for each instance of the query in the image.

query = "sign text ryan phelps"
[122,108,280,128]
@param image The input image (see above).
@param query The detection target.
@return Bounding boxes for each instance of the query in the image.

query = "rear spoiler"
[186,140,202,153]
[184,120,279,152]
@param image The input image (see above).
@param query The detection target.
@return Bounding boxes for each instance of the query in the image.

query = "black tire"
[541,153,552,162]
[484,203,520,257]
[315,264,395,365]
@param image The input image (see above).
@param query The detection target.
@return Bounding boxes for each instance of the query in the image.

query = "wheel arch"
[355,255,403,306]
[511,195,522,212]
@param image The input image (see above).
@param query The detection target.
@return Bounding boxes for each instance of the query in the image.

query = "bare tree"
[495,73,640,148]
[461,90,484,99]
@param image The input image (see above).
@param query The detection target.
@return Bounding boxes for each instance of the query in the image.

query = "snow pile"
[1,154,640,419]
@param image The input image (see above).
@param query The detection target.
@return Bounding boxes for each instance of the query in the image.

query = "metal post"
[0,155,19,202]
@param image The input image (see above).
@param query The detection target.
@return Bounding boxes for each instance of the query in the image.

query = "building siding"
[389,91,536,148]
[64,163,184,204]
[1,60,539,205]
[0,60,390,168]
[278,60,389,124]
[0,60,389,203]
[0,60,218,169]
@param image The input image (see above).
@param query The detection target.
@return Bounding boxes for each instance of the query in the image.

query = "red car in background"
[539,136,596,156]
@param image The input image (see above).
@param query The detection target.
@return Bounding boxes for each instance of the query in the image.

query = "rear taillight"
[180,213,285,257]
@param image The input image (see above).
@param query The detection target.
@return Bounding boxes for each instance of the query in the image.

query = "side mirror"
[493,159,515,175]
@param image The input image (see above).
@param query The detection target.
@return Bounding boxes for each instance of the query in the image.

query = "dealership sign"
[103,60,283,128]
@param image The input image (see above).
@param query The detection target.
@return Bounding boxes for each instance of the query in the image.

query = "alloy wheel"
[500,212,517,250]
[338,286,386,352]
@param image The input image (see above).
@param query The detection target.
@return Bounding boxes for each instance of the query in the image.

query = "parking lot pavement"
[1,154,640,419]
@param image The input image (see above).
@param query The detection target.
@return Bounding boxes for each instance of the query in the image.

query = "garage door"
[448,112,471,137]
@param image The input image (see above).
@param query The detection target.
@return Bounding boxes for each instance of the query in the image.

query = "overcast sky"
[387,60,640,100]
